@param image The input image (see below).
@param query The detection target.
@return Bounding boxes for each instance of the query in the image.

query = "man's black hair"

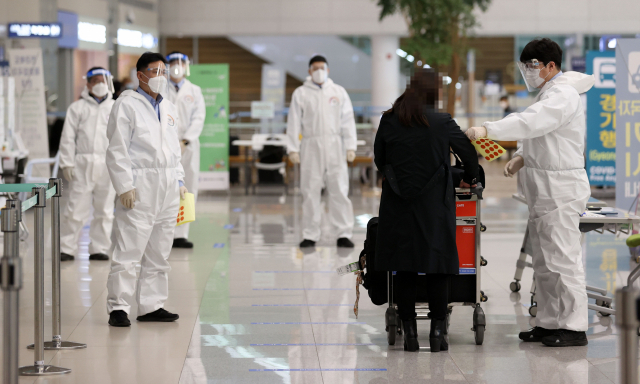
[499,95,508,101]
[136,52,167,72]
[309,55,328,67]
[520,38,562,70]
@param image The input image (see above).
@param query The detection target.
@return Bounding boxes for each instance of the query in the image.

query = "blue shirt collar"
[550,71,563,82]
[91,94,107,104]
[136,86,163,106]
[170,78,185,90]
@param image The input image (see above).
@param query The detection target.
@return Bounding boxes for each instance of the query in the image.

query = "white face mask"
[142,74,167,94]
[524,64,553,90]
[311,68,327,84]
[170,65,184,79]
[499,101,508,109]
[91,82,108,98]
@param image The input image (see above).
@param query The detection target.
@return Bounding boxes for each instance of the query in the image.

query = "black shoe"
[89,253,109,261]
[60,253,74,261]
[108,310,131,327]
[299,239,316,248]
[430,319,448,352]
[337,238,354,248]
[541,329,588,347]
[172,238,194,249]
[136,308,179,322]
[518,326,555,342]
[402,318,419,352]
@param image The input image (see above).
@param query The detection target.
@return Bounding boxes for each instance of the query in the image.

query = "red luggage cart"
[385,185,488,346]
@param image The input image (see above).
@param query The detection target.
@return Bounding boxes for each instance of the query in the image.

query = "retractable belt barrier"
[0,179,84,382]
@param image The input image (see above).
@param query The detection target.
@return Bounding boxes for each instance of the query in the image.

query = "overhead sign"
[586,51,616,186]
[57,11,78,49]
[117,28,156,49]
[571,56,586,73]
[615,39,640,209]
[78,22,106,44]
[8,23,61,38]
[251,101,275,119]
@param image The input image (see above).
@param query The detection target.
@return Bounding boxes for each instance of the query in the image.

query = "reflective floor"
[0,161,635,383]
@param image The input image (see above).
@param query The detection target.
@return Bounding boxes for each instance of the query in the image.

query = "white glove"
[180,186,188,200]
[465,126,488,141]
[62,167,74,181]
[289,152,300,164]
[347,150,356,163]
[504,156,524,178]
[120,189,136,209]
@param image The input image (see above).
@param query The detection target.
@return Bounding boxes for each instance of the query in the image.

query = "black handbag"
[358,217,388,305]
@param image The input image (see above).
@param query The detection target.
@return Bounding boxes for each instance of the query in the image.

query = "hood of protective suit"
[303,76,334,90]
[549,72,595,94]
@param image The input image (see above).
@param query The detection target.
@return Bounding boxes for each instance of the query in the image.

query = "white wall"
[159,0,407,36]
[159,0,640,37]
[474,0,640,35]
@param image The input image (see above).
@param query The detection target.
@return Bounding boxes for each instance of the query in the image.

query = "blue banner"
[615,39,640,209]
[586,51,616,186]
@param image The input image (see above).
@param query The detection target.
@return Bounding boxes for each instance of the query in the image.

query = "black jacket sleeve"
[446,115,479,184]
[374,118,387,172]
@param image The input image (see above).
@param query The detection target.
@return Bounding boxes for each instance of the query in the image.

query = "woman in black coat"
[374,69,479,352]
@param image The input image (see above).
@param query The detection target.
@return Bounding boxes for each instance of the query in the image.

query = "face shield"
[166,53,190,79]
[517,59,547,92]
[140,65,169,95]
[309,62,328,84]
[84,68,115,98]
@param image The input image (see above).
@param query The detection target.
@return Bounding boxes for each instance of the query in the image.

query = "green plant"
[377,0,491,116]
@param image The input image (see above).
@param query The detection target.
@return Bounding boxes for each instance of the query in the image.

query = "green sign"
[188,64,229,190]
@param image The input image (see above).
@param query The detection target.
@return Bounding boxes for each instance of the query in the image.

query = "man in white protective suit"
[286,55,357,249]
[105,52,188,327]
[59,67,117,262]
[165,51,206,249]
[466,38,594,347]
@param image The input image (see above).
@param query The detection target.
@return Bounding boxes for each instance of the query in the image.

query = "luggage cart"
[385,186,488,346]
[509,193,640,317]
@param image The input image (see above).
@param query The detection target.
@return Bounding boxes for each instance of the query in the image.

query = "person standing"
[286,55,357,249]
[375,69,478,352]
[105,52,188,327]
[59,67,117,262]
[466,38,594,347]
[165,52,206,249]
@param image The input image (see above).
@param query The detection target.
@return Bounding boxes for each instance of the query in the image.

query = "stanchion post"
[27,179,86,350]
[19,186,70,376]
[2,204,20,384]
[615,287,639,384]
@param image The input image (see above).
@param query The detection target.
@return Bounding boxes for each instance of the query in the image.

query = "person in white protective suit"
[105,52,188,327]
[58,67,117,262]
[286,55,357,249]
[466,38,594,347]
[165,52,206,249]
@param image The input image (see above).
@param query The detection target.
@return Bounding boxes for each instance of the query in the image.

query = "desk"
[231,139,367,195]
[510,194,640,317]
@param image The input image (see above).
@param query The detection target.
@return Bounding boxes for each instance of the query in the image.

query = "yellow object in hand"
[470,138,506,162]
[176,192,195,227]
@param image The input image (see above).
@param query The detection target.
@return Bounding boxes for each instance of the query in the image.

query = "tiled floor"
[0,161,635,383]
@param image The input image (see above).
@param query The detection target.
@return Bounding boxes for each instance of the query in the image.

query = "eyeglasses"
[145,67,169,76]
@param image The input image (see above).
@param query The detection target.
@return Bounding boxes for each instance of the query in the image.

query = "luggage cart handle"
[455,183,484,199]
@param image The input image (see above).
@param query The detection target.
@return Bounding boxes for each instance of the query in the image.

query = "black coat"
[374,112,479,274]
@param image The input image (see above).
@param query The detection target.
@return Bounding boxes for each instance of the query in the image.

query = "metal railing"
[616,287,639,384]
[0,179,86,381]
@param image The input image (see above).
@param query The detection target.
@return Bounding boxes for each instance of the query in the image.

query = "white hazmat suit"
[287,77,357,242]
[165,79,206,240]
[105,89,185,316]
[483,72,595,331]
[59,88,117,256]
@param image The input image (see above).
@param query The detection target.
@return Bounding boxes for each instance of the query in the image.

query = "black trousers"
[395,272,450,321]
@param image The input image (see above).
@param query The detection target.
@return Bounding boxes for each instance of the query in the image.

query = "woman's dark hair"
[520,38,563,70]
[383,68,440,127]
[136,52,167,72]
